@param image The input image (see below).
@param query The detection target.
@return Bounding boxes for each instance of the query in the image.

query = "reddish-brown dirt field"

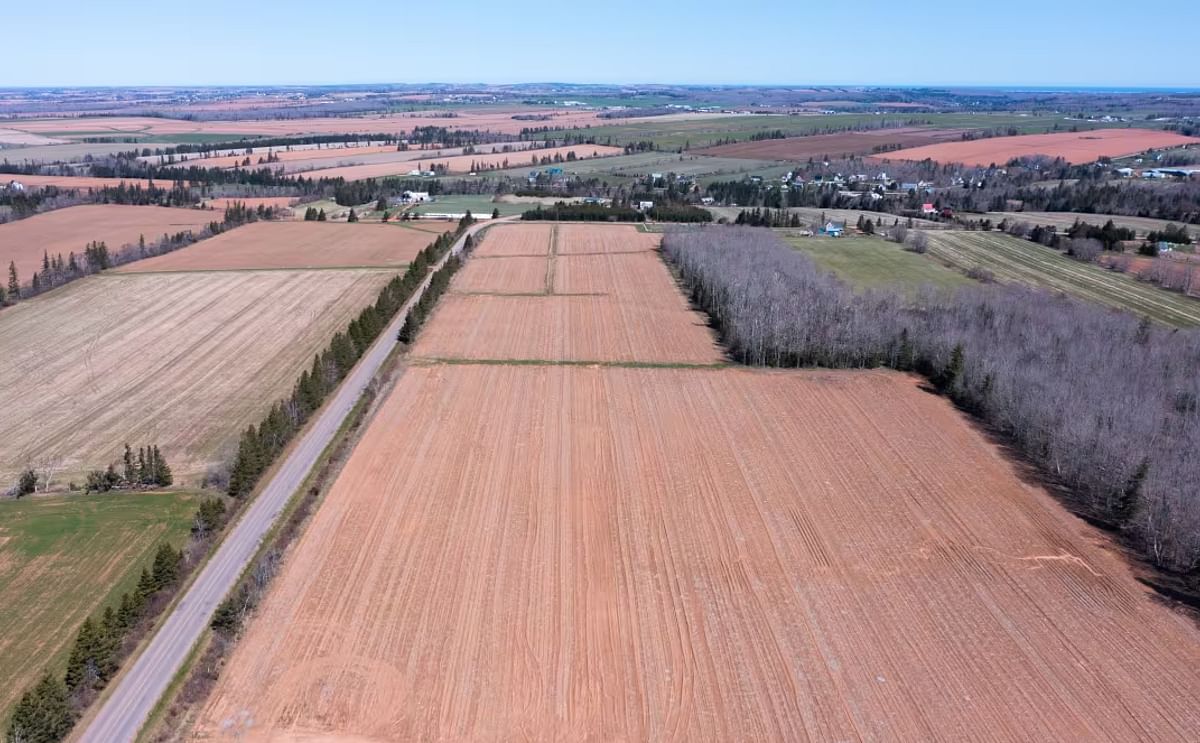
[0,204,215,280]
[696,127,966,160]
[412,224,722,363]
[199,197,296,213]
[299,145,624,181]
[472,223,553,257]
[880,128,1200,166]
[412,293,723,363]
[115,222,438,272]
[555,222,662,254]
[6,173,176,191]
[452,256,549,294]
[193,365,1200,742]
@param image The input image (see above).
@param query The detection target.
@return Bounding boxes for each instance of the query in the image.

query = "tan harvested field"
[115,221,432,272]
[0,270,392,486]
[988,210,1200,239]
[881,128,1200,165]
[472,222,552,257]
[195,365,1200,742]
[164,144,402,169]
[7,173,179,191]
[413,223,722,363]
[452,256,549,294]
[296,144,624,181]
[199,197,296,213]
[0,128,66,146]
[0,204,214,281]
[696,126,966,160]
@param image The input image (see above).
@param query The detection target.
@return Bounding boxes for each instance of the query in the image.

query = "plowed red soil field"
[115,222,439,272]
[6,173,174,191]
[472,223,552,257]
[555,222,662,254]
[0,204,214,281]
[880,128,1200,165]
[696,127,965,160]
[411,224,722,363]
[452,256,549,294]
[413,293,722,363]
[194,366,1200,742]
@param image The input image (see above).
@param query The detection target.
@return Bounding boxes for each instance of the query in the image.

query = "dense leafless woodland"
[663,227,1200,573]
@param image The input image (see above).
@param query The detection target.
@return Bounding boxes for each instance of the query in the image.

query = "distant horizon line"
[2,82,1199,93]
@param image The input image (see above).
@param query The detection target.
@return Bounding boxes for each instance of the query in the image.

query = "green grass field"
[789,236,973,293]
[525,112,1118,150]
[924,230,1200,326]
[985,211,1200,241]
[0,491,200,715]
[411,194,525,217]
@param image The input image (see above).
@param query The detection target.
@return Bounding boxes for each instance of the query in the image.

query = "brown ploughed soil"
[193,365,1200,742]
[880,128,1200,166]
[0,204,214,281]
[115,222,436,272]
[190,221,1200,742]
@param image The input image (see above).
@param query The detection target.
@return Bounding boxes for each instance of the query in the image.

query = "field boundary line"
[411,356,733,369]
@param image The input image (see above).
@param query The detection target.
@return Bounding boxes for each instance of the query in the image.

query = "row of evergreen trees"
[226,222,469,498]
[398,250,466,342]
[85,444,172,493]
[5,544,184,742]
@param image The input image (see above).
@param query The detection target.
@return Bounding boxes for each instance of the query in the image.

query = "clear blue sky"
[6,0,1198,88]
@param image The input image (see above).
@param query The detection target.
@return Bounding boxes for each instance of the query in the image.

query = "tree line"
[663,226,1200,575]
[2,204,278,310]
[224,221,471,499]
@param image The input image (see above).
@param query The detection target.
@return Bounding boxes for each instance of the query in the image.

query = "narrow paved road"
[80,219,497,743]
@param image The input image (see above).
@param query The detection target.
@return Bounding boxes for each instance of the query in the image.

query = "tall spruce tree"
[6,672,73,743]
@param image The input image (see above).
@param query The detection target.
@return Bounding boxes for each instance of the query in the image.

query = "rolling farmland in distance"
[923,230,1200,326]
[881,128,1200,166]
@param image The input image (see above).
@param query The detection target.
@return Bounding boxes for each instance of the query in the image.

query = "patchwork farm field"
[697,126,965,160]
[0,270,393,486]
[789,236,973,292]
[882,128,1200,165]
[115,221,436,272]
[297,144,623,180]
[0,491,199,716]
[2,109,675,138]
[195,364,1200,741]
[413,223,721,363]
[923,230,1200,326]
[0,204,213,281]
